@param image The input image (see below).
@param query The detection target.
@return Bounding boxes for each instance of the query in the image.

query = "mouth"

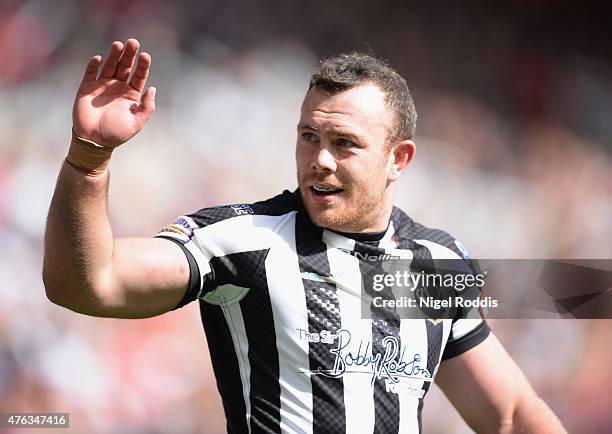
[309,184,345,197]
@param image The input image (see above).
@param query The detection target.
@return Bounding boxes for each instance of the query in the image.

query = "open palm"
[73,39,155,148]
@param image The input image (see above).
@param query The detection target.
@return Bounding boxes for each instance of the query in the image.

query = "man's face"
[296,83,398,233]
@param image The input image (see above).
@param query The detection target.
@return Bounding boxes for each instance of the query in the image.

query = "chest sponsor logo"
[297,328,433,387]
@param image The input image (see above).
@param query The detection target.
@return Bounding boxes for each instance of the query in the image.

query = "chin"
[306,206,355,231]
[309,211,340,229]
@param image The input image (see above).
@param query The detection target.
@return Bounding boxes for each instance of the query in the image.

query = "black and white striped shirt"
[156,190,489,434]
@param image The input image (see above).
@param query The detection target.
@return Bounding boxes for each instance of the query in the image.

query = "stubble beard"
[297,172,388,232]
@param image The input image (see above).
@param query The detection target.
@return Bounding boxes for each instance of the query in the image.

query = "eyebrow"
[297,123,363,143]
[297,123,318,131]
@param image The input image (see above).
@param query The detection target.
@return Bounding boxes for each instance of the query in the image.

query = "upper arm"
[435,332,536,433]
[62,237,191,319]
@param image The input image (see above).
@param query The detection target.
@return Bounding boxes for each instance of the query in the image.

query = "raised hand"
[72,39,155,148]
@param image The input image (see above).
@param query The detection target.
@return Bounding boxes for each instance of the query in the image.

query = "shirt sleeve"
[442,318,490,360]
[154,205,275,310]
[155,215,218,309]
[160,237,203,310]
[442,239,490,360]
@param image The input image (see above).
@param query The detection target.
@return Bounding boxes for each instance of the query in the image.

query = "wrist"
[66,129,113,175]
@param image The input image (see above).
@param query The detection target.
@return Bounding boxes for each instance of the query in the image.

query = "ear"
[387,139,416,182]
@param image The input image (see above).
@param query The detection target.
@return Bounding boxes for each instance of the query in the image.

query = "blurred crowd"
[0,1,610,433]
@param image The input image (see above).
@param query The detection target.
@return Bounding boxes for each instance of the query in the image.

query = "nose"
[311,146,337,173]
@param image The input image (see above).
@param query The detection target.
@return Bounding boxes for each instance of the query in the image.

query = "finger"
[129,52,151,93]
[140,86,156,113]
[99,41,124,78]
[115,38,140,81]
[81,55,102,82]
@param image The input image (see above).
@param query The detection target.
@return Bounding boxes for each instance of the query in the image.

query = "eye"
[336,138,355,148]
[302,132,317,142]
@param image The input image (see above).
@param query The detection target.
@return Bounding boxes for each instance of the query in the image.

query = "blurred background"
[0,0,611,432]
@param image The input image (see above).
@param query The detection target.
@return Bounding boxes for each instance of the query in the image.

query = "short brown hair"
[309,52,417,142]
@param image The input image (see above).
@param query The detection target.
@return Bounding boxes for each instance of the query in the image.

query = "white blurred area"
[0,1,611,433]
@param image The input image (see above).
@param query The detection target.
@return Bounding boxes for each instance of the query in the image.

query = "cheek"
[349,158,387,185]
[295,144,311,172]
[295,151,305,177]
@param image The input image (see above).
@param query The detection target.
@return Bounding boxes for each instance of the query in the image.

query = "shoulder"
[390,206,471,261]
[188,190,299,227]
[157,190,298,244]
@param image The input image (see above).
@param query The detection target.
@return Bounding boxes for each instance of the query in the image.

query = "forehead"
[300,84,393,138]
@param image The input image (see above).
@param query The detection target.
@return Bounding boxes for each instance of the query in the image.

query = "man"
[43,39,566,433]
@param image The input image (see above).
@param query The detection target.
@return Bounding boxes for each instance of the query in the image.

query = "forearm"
[437,334,567,434]
[43,160,115,311]
[502,394,566,434]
